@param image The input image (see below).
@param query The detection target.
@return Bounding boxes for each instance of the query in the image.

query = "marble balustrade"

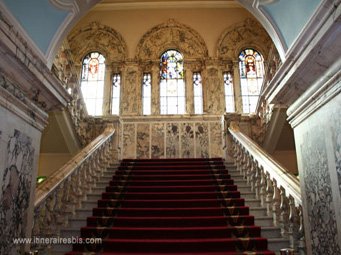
[228,127,305,255]
[31,126,115,252]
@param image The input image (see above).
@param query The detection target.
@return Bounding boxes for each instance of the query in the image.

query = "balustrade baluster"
[245,155,252,185]
[259,166,266,207]
[279,187,289,237]
[254,162,261,200]
[249,158,256,192]
[265,173,273,216]
[272,180,281,227]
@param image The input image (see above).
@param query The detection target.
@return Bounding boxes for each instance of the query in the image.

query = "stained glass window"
[193,72,203,114]
[142,73,151,115]
[224,72,235,112]
[160,50,185,114]
[239,48,264,114]
[111,73,121,115]
[80,52,105,116]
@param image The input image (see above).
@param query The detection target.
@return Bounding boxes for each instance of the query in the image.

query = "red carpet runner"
[66,158,275,255]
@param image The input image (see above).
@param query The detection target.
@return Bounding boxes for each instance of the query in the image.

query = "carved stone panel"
[204,67,224,114]
[181,123,195,158]
[122,124,136,159]
[122,67,140,115]
[216,18,273,60]
[68,22,127,64]
[151,123,165,159]
[136,19,208,61]
[300,127,341,255]
[195,122,209,158]
[166,123,180,158]
[210,122,223,158]
[136,124,150,159]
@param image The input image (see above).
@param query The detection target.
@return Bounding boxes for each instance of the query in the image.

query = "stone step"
[250,207,268,217]
[255,216,274,227]
[268,238,290,252]
[236,184,251,193]
[68,217,87,228]
[239,191,255,199]
[74,208,92,218]
[244,198,261,207]
[261,226,282,239]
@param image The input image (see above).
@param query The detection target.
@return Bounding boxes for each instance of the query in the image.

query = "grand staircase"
[57,158,288,254]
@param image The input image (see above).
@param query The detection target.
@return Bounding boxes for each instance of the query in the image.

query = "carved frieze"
[217,18,273,60]
[68,21,127,64]
[136,19,208,61]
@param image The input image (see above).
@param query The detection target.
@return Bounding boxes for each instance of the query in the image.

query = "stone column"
[103,64,112,116]
[121,62,140,116]
[151,63,160,115]
[232,61,243,114]
[185,68,194,114]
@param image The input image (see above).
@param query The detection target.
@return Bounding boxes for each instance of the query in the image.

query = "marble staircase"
[51,161,289,255]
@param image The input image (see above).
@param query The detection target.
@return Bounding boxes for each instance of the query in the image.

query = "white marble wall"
[120,116,223,159]
[0,105,41,254]
[289,80,341,254]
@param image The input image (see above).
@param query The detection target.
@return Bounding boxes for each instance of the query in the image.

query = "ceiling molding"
[92,1,241,11]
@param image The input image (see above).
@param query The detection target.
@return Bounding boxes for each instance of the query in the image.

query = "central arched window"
[80,52,105,116]
[239,48,264,114]
[160,50,185,114]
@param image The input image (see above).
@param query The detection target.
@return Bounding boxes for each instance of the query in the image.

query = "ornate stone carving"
[68,21,127,64]
[136,19,208,61]
[204,67,224,114]
[216,18,274,60]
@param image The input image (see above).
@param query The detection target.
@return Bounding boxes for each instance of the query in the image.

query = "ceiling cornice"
[92,1,241,11]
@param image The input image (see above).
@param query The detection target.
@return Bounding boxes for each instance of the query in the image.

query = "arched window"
[239,48,264,114]
[224,72,235,112]
[80,52,105,116]
[142,73,152,115]
[193,72,203,114]
[160,50,185,114]
[111,73,121,115]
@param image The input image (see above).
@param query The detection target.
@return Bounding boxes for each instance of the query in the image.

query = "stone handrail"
[32,126,115,251]
[228,126,305,254]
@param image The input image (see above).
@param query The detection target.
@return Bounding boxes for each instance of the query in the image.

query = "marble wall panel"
[122,124,136,158]
[136,124,150,159]
[300,126,340,254]
[151,123,164,158]
[332,111,341,197]
[294,92,341,254]
[166,123,180,158]
[195,122,209,158]
[181,123,194,158]
[0,129,35,254]
[210,122,223,158]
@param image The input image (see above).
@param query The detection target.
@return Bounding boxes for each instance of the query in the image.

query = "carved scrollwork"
[68,21,127,64]
[136,19,208,61]
[216,18,274,60]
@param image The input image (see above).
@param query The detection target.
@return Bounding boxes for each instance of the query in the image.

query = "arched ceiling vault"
[0,0,324,66]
